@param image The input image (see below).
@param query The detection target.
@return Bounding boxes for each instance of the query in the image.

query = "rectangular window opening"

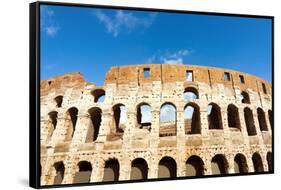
[186,70,193,81]
[224,72,230,81]
[239,75,245,83]
[143,68,150,78]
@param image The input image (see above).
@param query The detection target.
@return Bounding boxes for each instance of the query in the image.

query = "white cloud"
[146,49,193,64]
[46,25,59,37]
[95,10,156,37]
[41,6,60,37]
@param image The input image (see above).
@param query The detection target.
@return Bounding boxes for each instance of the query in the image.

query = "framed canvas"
[29,1,274,188]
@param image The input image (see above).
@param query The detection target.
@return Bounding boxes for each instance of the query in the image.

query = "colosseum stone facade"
[40,64,273,186]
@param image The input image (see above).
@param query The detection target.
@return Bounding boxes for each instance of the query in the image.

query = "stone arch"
[158,156,177,178]
[241,91,250,104]
[159,102,177,137]
[47,111,58,140]
[184,103,201,134]
[91,88,105,103]
[252,152,264,172]
[227,104,241,130]
[65,107,78,139]
[211,154,228,175]
[244,107,257,136]
[186,155,204,176]
[73,161,92,184]
[130,158,148,180]
[267,152,272,172]
[54,95,63,108]
[103,158,120,182]
[208,103,223,130]
[87,107,102,142]
[136,102,152,129]
[234,153,248,173]
[113,104,126,133]
[184,87,199,101]
[53,161,65,185]
[257,108,268,131]
[268,110,273,130]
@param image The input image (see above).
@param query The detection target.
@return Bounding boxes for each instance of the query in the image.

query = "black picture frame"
[29,1,274,189]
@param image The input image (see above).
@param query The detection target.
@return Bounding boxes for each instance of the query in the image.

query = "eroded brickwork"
[40,64,272,186]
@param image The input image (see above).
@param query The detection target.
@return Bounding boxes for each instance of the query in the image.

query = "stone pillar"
[96,110,113,143]
[50,113,68,145]
[221,108,231,147]
[70,113,91,149]
[200,107,210,145]
[264,111,272,135]
[246,156,255,173]
[252,110,264,144]
[119,155,131,181]
[62,159,77,184]
[148,155,159,179]
[122,111,137,149]
[40,119,51,145]
[203,155,213,175]
[150,110,160,148]
[227,155,235,174]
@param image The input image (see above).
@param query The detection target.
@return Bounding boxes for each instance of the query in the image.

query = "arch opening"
[234,154,248,173]
[186,155,204,176]
[130,158,148,180]
[184,87,198,101]
[88,107,102,142]
[211,154,228,175]
[208,103,223,130]
[160,103,177,137]
[252,152,264,172]
[158,156,177,178]
[257,108,268,131]
[74,161,92,184]
[53,161,65,185]
[241,91,250,104]
[137,103,152,129]
[184,104,201,134]
[103,159,120,182]
[113,104,126,134]
[244,107,257,136]
[227,104,241,130]
[91,89,106,103]
[54,96,63,108]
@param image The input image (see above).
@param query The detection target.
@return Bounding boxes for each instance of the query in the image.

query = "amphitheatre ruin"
[40,63,273,185]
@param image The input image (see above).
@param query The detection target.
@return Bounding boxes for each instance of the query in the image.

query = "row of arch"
[52,87,254,109]
[49,151,272,185]
[46,101,272,142]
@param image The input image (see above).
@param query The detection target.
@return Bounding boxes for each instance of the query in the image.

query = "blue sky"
[40,5,272,86]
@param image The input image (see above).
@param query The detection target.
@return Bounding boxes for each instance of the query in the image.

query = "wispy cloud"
[41,6,60,37]
[146,49,193,64]
[94,10,156,37]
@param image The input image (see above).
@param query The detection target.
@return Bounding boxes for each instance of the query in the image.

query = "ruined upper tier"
[41,64,272,95]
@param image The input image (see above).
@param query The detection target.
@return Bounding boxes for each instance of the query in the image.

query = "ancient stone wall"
[40,64,272,186]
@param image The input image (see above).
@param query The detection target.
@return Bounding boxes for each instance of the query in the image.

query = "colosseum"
[40,64,273,186]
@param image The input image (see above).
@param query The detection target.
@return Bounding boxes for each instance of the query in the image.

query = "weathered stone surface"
[40,64,272,186]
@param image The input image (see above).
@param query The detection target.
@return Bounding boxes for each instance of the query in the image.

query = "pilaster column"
[40,119,51,145]
[50,113,68,145]
[227,155,235,174]
[122,111,137,149]
[221,108,231,147]
[70,113,91,149]
[150,110,160,148]
[252,110,264,144]
[96,111,112,143]
[119,156,131,181]
[200,108,210,146]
